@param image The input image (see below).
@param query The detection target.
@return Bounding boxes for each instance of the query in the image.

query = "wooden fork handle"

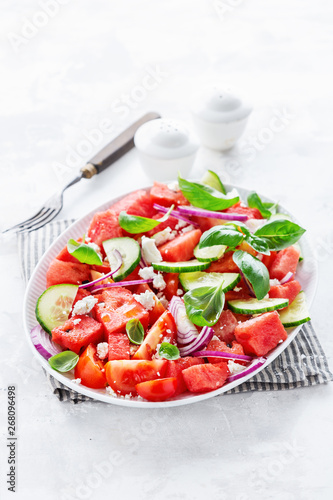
[80,111,160,178]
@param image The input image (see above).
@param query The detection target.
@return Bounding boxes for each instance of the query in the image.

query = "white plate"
[23,184,318,408]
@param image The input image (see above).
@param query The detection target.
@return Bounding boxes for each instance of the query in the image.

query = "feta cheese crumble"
[175,219,188,230]
[153,273,166,291]
[152,227,175,246]
[133,290,156,311]
[139,266,156,280]
[181,224,195,233]
[141,236,162,265]
[72,378,81,384]
[72,296,98,316]
[97,342,109,360]
[269,279,280,287]
[233,286,242,292]
[73,318,82,325]
[176,288,184,296]
[228,360,245,375]
[167,181,180,192]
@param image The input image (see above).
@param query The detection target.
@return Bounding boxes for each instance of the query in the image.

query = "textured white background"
[1,1,333,499]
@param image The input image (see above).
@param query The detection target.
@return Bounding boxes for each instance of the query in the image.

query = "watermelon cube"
[87,209,123,248]
[224,202,263,220]
[108,332,130,361]
[149,181,189,207]
[165,357,204,395]
[206,251,239,273]
[182,362,230,393]
[110,189,154,218]
[159,229,202,262]
[51,316,104,354]
[46,259,91,287]
[269,246,300,281]
[234,311,288,356]
[206,339,245,364]
[212,309,238,344]
[269,280,302,307]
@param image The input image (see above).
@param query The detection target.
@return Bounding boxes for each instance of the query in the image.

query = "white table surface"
[1,1,333,499]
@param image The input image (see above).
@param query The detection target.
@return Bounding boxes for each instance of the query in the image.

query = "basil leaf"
[247,192,272,219]
[126,319,144,345]
[254,219,306,251]
[184,284,225,327]
[233,250,269,300]
[199,225,244,249]
[178,175,239,211]
[118,205,174,234]
[67,239,102,265]
[48,351,79,372]
[158,342,180,360]
[246,234,270,255]
[263,201,278,215]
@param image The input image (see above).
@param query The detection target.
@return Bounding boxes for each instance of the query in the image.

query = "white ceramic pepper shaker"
[134,118,199,181]
[191,87,252,151]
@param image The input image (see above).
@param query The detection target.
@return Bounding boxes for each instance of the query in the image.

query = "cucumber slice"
[179,271,240,292]
[201,170,226,194]
[103,237,141,282]
[228,297,289,314]
[35,284,79,334]
[278,291,310,327]
[193,244,226,262]
[152,259,210,273]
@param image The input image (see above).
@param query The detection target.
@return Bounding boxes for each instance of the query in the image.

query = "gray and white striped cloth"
[18,220,333,404]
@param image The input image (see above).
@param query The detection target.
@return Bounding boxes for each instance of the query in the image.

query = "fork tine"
[17,208,59,233]
[2,207,48,233]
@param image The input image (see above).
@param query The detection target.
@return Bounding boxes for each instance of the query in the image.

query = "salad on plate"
[31,171,310,402]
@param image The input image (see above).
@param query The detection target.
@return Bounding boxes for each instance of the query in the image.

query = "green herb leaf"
[233,250,270,300]
[198,225,244,249]
[247,192,273,219]
[126,319,145,345]
[48,351,79,372]
[263,201,278,215]
[246,234,270,255]
[254,219,306,251]
[158,342,180,360]
[184,284,225,327]
[67,239,102,265]
[118,205,174,234]
[178,175,239,211]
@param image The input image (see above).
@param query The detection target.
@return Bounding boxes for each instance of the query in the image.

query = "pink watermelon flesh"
[182,363,230,393]
[110,190,154,218]
[269,280,302,307]
[46,259,91,287]
[269,246,300,281]
[51,316,105,354]
[87,209,123,248]
[108,332,130,361]
[212,309,238,343]
[234,311,288,356]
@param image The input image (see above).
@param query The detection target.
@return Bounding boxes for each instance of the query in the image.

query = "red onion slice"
[30,325,62,360]
[169,296,198,344]
[153,203,199,227]
[178,326,215,356]
[79,249,123,289]
[177,205,248,222]
[227,357,267,382]
[280,272,294,285]
[91,278,153,293]
[190,350,253,362]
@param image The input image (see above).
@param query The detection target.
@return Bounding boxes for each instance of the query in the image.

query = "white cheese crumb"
[166,329,172,334]
[72,378,81,384]
[72,296,98,316]
[85,236,91,242]
[167,181,180,192]
[139,266,156,280]
[106,386,117,396]
[87,242,103,259]
[176,289,183,296]
[175,219,188,230]
[133,290,156,311]
[181,224,195,233]
[212,335,220,341]
[228,360,245,375]
[152,227,175,246]
[157,293,169,308]
[97,342,109,360]
[153,273,166,291]
[141,236,162,265]
[263,294,269,299]
[73,318,82,325]
[233,286,242,292]
[269,279,281,287]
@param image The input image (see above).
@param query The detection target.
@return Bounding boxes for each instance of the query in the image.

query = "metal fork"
[3,111,160,234]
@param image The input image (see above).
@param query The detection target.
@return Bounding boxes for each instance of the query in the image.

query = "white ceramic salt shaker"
[134,118,199,181]
[191,87,252,151]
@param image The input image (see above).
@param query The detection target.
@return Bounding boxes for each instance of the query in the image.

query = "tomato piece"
[132,310,177,360]
[105,359,167,395]
[135,377,178,402]
[74,344,107,389]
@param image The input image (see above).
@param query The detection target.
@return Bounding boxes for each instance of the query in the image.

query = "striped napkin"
[18,220,333,403]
